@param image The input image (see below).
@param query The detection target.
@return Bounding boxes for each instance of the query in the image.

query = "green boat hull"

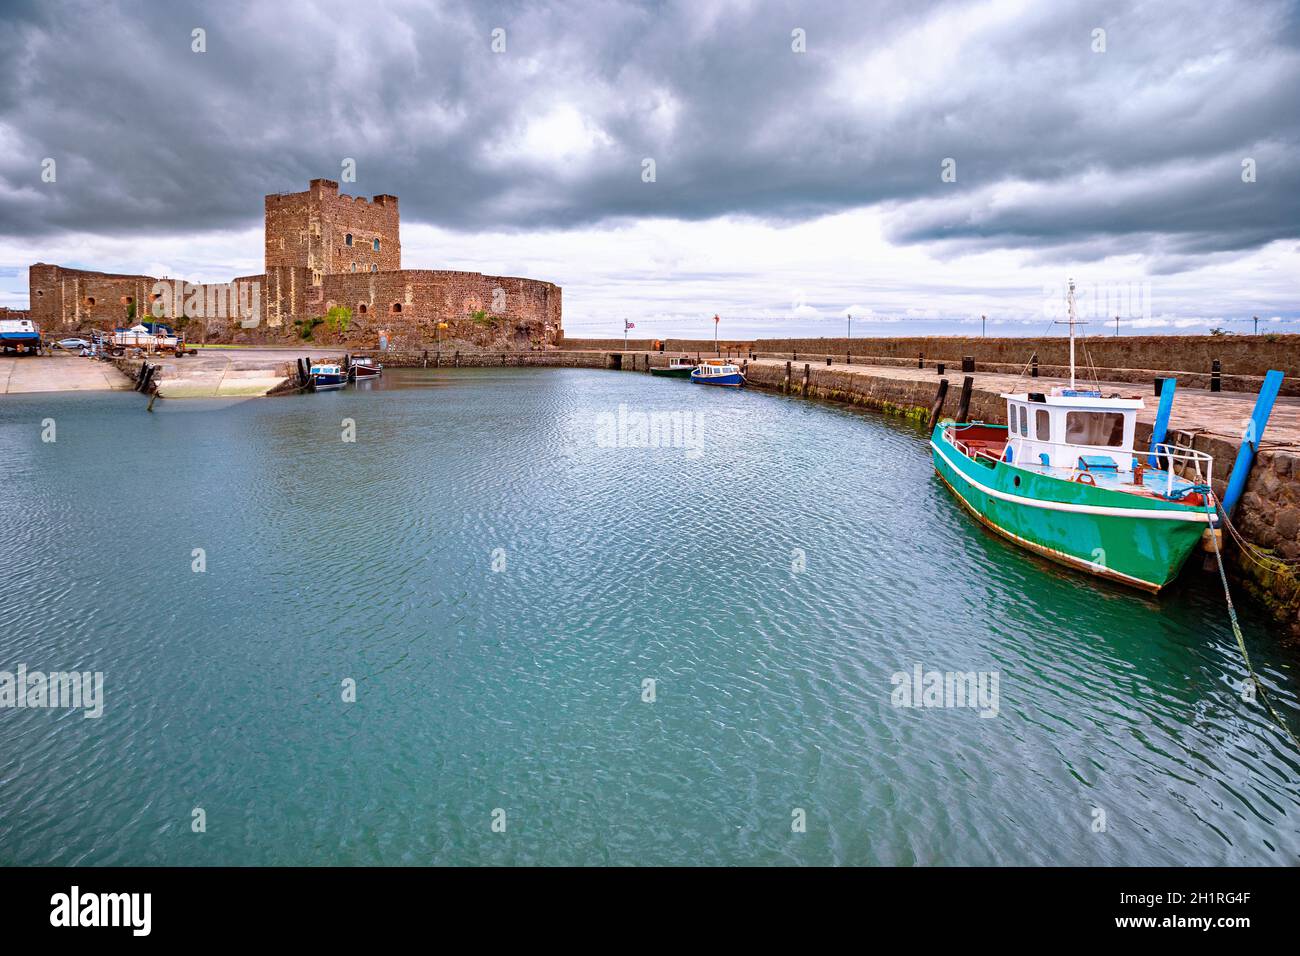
[650,366,694,379]
[931,424,1209,592]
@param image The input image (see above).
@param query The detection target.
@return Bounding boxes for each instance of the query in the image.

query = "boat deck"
[944,424,1208,503]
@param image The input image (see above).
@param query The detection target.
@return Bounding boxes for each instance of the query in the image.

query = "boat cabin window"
[1035,408,1050,441]
[1017,406,1028,436]
[1065,411,1125,447]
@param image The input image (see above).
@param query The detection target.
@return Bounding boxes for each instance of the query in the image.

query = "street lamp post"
[847,313,852,339]
[981,314,986,338]
[1254,315,1260,335]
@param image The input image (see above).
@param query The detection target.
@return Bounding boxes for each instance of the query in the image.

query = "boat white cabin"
[999,387,1144,474]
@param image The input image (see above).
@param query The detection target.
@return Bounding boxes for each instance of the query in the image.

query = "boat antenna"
[1054,278,1087,389]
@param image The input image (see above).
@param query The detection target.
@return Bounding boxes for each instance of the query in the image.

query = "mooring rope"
[1204,494,1300,752]
[1011,316,1063,394]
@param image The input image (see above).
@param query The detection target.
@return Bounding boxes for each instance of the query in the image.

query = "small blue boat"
[690,360,744,387]
[310,363,347,391]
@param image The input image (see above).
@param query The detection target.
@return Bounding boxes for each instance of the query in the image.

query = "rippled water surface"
[1,367,1298,865]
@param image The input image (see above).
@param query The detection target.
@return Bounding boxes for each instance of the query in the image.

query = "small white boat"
[651,357,697,379]
[0,318,42,354]
[310,363,347,391]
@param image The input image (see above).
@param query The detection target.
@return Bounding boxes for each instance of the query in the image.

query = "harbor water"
[1,367,1297,865]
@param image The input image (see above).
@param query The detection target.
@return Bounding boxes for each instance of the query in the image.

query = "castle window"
[371,264,378,273]
[312,271,322,286]
[373,238,380,252]
[345,233,353,247]
[36,290,43,297]
[351,263,357,272]
[86,297,96,306]
[358,304,368,314]
[391,303,402,313]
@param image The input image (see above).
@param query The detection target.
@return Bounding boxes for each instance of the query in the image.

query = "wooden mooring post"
[927,378,950,429]
[802,363,810,397]
[784,360,792,393]
[135,362,159,393]
[955,375,974,424]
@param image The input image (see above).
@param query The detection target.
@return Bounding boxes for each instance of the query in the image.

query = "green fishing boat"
[650,357,698,379]
[932,281,1215,592]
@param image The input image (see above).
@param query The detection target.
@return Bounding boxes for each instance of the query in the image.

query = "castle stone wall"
[27,179,559,349]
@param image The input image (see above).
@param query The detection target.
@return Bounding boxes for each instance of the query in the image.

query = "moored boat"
[310,362,347,391]
[690,360,744,387]
[350,357,382,380]
[931,280,1215,591]
[650,357,698,379]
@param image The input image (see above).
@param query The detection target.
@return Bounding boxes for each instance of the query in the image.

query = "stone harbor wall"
[754,335,1300,395]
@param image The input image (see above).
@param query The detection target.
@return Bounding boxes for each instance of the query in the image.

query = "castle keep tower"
[264,178,400,282]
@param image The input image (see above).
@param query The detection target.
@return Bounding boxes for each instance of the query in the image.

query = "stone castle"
[28,179,562,349]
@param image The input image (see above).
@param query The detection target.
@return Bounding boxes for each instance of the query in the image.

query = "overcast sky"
[1,0,1297,338]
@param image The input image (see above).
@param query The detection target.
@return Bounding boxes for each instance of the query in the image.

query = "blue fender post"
[1148,377,1176,467]
[1222,369,1285,517]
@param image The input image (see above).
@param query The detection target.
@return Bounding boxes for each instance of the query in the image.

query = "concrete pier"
[121,346,325,398]
[0,353,132,393]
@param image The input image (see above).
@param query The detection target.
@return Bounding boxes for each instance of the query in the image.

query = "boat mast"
[1054,278,1085,389]
[1068,279,1076,389]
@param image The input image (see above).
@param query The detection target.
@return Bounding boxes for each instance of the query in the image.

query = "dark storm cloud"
[0,0,1296,266]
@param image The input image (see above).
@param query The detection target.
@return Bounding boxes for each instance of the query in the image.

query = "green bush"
[295,317,325,340]
[327,305,352,334]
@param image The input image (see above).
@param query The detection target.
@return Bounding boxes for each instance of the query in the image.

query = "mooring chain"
[1206,496,1300,753]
